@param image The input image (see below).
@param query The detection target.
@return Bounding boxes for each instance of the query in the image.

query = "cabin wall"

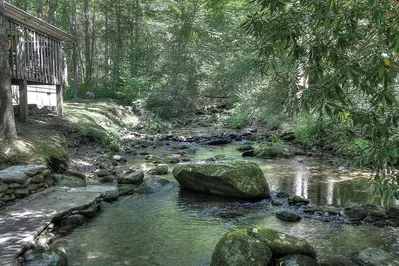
[11,85,57,107]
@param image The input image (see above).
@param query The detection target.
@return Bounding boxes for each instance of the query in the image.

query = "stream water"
[62,142,399,265]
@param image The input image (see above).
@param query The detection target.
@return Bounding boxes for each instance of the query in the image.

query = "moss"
[173,162,270,199]
[1,100,137,170]
[247,227,317,259]
[31,135,69,173]
[211,229,272,266]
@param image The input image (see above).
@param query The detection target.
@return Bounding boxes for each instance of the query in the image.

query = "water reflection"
[62,143,394,265]
[63,186,399,266]
[124,143,375,206]
[255,157,373,206]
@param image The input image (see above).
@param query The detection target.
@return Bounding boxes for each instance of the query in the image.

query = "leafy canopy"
[245,0,399,202]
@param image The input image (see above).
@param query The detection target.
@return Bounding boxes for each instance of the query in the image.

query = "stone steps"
[0,185,117,265]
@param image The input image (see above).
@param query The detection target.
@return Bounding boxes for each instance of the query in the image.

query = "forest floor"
[0,100,139,171]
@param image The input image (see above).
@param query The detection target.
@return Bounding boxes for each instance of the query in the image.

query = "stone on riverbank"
[0,165,53,205]
[386,206,399,217]
[51,172,87,187]
[173,161,270,200]
[211,229,272,266]
[58,214,87,235]
[102,187,120,202]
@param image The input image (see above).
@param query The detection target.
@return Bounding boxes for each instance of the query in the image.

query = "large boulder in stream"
[172,161,270,200]
[211,229,272,266]
[247,227,317,259]
[211,227,317,266]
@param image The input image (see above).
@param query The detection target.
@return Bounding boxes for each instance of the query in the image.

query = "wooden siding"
[7,20,64,85]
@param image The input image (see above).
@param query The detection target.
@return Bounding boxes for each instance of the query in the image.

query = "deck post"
[56,84,63,117]
[18,79,28,122]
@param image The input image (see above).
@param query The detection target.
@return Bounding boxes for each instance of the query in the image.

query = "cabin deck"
[7,20,64,86]
[4,2,74,122]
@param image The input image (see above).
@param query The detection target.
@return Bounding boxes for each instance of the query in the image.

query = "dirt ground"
[0,100,139,173]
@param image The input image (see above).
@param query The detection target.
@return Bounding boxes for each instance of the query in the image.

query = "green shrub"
[292,113,318,147]
[254,139,285,158]
[223,114,249,129]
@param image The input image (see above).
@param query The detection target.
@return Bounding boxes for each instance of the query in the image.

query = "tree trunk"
[36,0,43,19]
[0,0,17,141]
[90,9,95,85]
[72,0,78,101]
[47,0,57,24]
[84,0,91,87]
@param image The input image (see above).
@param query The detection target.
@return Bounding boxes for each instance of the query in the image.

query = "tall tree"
[47,0,56,24]
[84,0,92,87]
[36,0,43,19]
[72,0,78,101]
[0,0,17,141]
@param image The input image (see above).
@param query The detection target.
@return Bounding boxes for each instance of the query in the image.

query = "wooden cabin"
[4,2,74,122]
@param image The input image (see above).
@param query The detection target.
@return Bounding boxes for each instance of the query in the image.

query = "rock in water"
[276,254,319,266]
[211,229,272,266]
[148,164,169,175]
[172,161,270,200]
[25,247,68,266]
[135,177,172,194]
[247,227,317,259]
[117,171,144,184]
[58,214,87,234]
[276,211,302,222]
[211,227,317,266]
[351,248,399,266]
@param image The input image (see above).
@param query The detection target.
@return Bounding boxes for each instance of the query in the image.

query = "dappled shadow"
[0,207,56,262]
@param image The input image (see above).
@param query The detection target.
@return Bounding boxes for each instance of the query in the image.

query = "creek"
[62,138,399,265]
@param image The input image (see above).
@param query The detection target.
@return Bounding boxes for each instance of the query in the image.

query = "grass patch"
[0,99,139,170]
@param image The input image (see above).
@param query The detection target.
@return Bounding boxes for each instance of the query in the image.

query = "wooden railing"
[7,20,64,85]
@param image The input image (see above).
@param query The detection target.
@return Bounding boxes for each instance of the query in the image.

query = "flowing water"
[62,143,399,265]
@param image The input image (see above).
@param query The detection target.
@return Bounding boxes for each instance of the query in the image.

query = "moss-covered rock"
[211,229,272,266]
[117,171,144,184]
[247,227,317,259]
[148,164,168,175]
[173,161,270,200]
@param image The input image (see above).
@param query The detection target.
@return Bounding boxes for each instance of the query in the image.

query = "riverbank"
[0,100,139,172]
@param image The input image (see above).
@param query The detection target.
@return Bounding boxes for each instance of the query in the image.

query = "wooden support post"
[19,79,28,122]
[56,84,63,117]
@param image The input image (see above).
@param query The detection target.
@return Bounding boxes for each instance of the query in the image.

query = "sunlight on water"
[63,143,395,265]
